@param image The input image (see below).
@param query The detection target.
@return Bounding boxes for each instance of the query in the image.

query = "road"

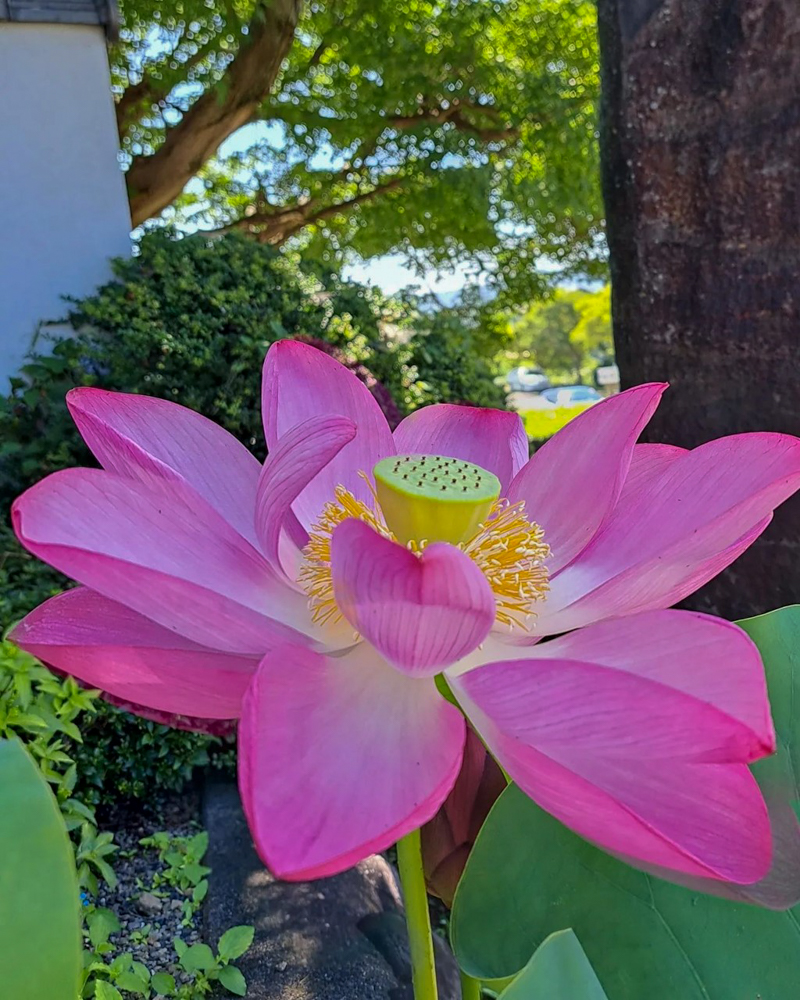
[506,391,550,413]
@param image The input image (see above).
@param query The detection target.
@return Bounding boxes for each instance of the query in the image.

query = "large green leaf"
[451,605,800,999]
[498,930,608,1000]
[0,738,81,999]
[741,605,800,795]
[452,784,800,997]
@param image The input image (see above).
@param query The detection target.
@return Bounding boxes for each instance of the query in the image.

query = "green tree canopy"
[115,0,603,305]
[508,285,611,378]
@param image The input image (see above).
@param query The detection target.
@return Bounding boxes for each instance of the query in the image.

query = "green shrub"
[0,520,228,810]
[403,293,508,411]
[0,641,116,894]
[0,230,410,511]
[70,710,218,808]
[0,548,230,808]
[0,522,66,626]
[0,231,414,806]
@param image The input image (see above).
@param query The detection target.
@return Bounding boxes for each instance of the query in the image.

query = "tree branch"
[217,175,405,244]
[125,0,303,227]
[447,107,520,142]
[303,176,404,228]
[389,99,519,142]
[307,37,329,68]
[116,76,160,135]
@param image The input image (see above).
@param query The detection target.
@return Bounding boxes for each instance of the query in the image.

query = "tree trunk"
[126,0,302,227]
[597,0,800,618]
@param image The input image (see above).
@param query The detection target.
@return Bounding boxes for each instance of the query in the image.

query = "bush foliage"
[404,292,507,410]
[0,641,116,893]
[0,230,411,509]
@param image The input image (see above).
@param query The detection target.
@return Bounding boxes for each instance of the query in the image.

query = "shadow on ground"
[204,779,461,999]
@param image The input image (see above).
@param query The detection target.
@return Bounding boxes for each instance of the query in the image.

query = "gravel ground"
[95,790,206,988]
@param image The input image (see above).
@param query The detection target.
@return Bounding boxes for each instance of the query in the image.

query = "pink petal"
[238,643,465,880]
[528,610,774,750]
[618,443,686,500]
[330,519,495,674]
[262,341,395,527]
[11,588,256,719]
[612,781,800,909]
[13,469,313,654]
[101,696,237,736]
[393,404,528,490]
[68,388,262,545]
[277,530,306,583]
[508,384,666,574]
[539,432,800,634]
[457,659,770,764]
[513,750,767,884]
[453,651,773,883]
[254,415,356,573]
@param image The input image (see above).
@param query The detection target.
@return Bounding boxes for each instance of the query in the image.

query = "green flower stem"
[396,828,438,1000]
[460,969,482,1000]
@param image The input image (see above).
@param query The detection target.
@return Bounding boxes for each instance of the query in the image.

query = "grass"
[522,404,593,441]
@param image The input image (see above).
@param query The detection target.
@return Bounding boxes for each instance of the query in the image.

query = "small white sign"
[595,364,620,387]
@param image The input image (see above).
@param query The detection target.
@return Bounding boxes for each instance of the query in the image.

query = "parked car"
[540,385,603,407]
[506,366,550,392]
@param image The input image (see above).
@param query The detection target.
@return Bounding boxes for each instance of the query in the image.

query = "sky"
[342,255,485,296]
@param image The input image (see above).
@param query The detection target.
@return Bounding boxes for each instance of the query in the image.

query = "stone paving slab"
[203,779,461,999]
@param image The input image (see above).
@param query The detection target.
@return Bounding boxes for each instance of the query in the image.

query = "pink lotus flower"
[11,341,800,886]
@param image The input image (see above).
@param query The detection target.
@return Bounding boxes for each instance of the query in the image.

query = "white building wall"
[0,22,131,387]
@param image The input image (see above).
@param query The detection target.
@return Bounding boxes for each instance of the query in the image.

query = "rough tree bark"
[126,0,302,227]
[597,0,800,618]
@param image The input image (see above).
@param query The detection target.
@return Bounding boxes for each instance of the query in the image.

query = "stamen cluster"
[299,486,549,630]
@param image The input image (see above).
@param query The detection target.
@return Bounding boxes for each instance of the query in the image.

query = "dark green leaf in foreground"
[0,737,81,1000]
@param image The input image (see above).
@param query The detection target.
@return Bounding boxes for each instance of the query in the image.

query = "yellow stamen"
[461,499,550,629]
[299,484,550,631]
[297,486,392,626]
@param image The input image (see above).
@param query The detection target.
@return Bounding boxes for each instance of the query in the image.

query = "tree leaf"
[217,925,255,961]
[218,964,247,996]
[0,738,81,999]
[498,930,608,999]
[451,605,800,999]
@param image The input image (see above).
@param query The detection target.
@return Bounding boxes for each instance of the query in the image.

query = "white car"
[506,366,550,393]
